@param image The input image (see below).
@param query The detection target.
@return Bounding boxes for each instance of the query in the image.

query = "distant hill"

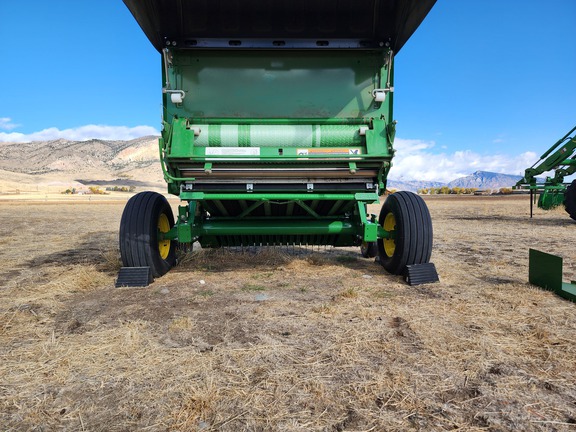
[387,171,524,192]
[0,136,164,193]
[447,171,522,190]
[0,136,160,175]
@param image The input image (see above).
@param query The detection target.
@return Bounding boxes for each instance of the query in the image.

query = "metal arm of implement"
[515,125,576,217]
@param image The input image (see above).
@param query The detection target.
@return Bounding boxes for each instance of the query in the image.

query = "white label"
[205,147,260,156]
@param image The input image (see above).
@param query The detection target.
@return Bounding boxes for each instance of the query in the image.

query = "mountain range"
[0,137,523,194]
[0,136,164,193]
[388,171,523,192]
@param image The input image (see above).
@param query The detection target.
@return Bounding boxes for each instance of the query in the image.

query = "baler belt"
[191,125,362,147]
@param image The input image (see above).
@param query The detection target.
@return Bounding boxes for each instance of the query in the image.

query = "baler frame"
[120,0,436,279]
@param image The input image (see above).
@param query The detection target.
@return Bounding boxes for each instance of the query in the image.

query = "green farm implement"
[515,125,576,219]
[120,0,436,279]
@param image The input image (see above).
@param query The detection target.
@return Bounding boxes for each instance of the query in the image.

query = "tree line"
[417,187,514,195]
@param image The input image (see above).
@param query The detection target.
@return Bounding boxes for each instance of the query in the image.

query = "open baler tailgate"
[123,0,436,54]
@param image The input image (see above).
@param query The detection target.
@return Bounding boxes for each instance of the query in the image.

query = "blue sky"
[1,1,575,182]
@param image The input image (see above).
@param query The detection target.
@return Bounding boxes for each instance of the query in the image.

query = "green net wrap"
[191,124,362,147]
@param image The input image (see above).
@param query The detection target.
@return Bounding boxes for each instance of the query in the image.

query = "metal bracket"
[182,183,194,192]
[163,89,186,104]
[372,87,394,102]
[529,249,576,302]
[356,201,378,242]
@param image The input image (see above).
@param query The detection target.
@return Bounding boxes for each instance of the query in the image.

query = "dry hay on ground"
[0,195,575,431]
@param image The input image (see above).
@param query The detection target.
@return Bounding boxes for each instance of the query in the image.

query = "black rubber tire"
[360,241,378,258]
[119,191,177,277]
[377,191,433,275]
[564,180,576,221]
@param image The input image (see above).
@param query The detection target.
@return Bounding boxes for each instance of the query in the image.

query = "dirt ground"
[1,195,575,431]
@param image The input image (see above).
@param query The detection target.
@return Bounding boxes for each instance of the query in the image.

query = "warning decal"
[297,148,362,156]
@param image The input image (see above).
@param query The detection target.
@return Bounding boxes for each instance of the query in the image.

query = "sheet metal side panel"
[169,50,381,120]
[123,0,436,53]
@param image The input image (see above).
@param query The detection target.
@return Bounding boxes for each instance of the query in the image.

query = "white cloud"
[0,117,20,131]
[389,137,537,183]
[0,124,160,143]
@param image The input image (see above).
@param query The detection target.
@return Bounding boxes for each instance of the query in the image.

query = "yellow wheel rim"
[158,213,171,260]
[383,212,396,257]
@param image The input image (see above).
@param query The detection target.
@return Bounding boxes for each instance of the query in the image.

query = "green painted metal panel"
[169,50,386,120]
[529,249,562,292]
[529,249,576,302]
[177,223,192,244]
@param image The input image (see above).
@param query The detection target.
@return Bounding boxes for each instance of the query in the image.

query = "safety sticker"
[297,148,362,156]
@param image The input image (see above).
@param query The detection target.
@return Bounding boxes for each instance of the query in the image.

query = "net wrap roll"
[191,124,363,147]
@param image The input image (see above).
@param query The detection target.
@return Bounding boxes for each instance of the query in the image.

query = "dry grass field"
[1,194,575,431]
